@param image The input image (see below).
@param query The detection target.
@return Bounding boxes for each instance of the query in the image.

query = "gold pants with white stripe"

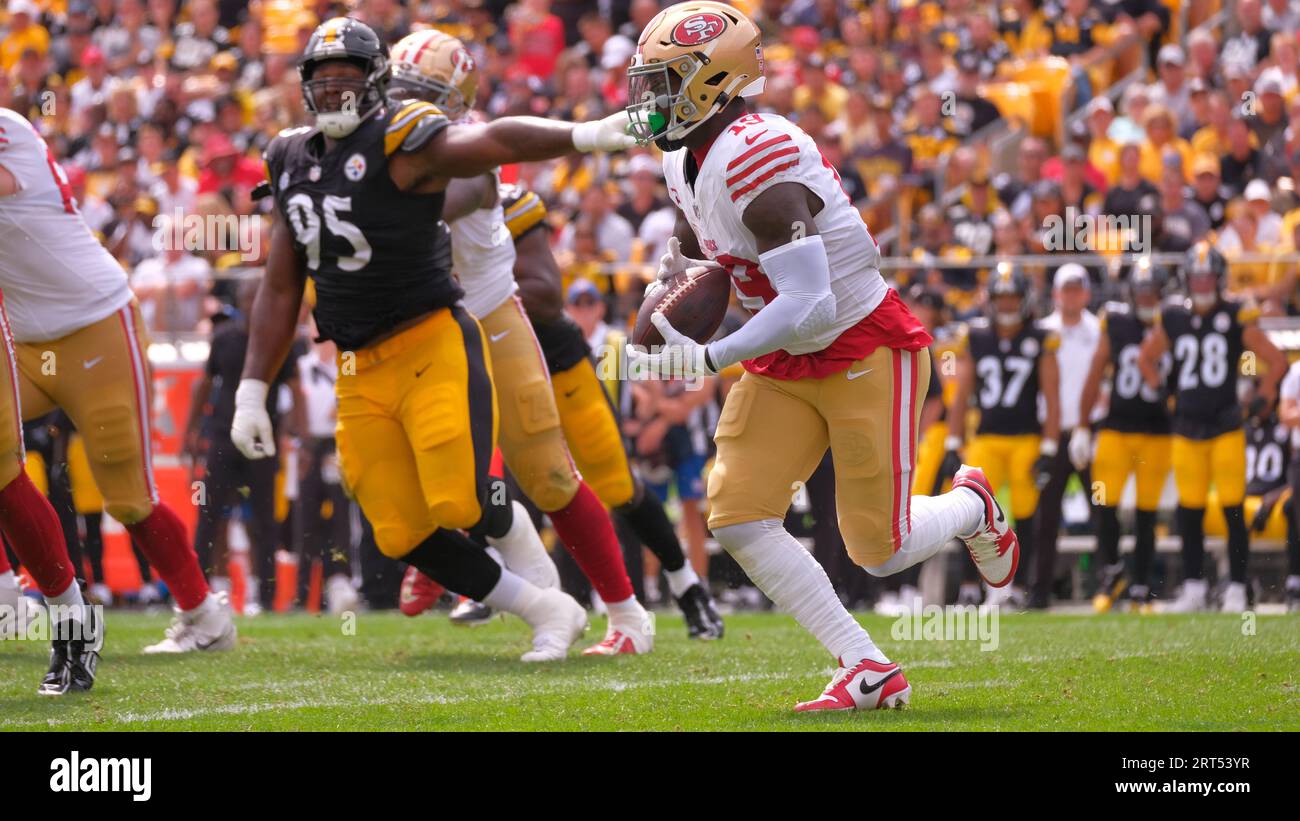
[706,346,930,568]
[0,300,158,523]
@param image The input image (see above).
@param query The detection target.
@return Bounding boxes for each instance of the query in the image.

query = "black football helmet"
[1179,240,1226,310]
[299,17,390,138]
[988,260,1031,326]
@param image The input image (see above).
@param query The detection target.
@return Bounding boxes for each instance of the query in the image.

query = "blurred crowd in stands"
[4,0,1300,612]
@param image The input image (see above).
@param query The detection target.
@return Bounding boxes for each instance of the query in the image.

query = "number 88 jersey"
[964,318,1058,436]
[1158,298,1256,440]
[1098,303,1170,434]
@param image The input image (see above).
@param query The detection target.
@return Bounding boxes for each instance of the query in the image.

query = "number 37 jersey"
[963,318,1059,436]
[661,113,919,378]
[1158,298,1254,440]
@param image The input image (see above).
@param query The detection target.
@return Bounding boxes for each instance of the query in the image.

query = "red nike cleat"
[794,657,911,712]
[951,464,1020,588]
[399,566,444,617]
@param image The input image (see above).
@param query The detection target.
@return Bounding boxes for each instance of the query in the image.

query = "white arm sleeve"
[705,235,837,371]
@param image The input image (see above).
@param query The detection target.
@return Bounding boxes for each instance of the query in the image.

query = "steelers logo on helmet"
[626,2,764,151]
[299,17,390,139]
[671,12,727,46]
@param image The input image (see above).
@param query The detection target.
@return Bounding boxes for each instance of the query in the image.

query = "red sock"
[548,481,634,603]
[0,472,74,597]
[0,539,11,574]
[126,503,209,611]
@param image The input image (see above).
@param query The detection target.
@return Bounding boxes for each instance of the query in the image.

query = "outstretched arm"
[416,112,634,180]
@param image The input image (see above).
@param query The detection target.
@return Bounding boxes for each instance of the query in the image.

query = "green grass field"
[1,610,1296,731]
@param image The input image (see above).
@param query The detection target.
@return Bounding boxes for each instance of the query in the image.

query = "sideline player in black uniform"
[1138,242,1286,612]
[1071,258,1172,612]
[943,264,1061,606]
[231,18,637,661]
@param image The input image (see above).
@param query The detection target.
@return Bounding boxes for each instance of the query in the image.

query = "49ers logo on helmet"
[671,12,726,46]
[451,48,475,76]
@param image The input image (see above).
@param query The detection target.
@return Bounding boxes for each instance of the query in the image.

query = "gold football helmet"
[626,1,765,149]
[389,29,479,119]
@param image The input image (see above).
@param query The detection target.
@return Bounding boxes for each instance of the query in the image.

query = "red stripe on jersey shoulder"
[729,159,800,202]
[726,145,800,188]
[725,133,792,171]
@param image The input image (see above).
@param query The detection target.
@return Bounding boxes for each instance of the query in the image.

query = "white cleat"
[519,588,588,662]
[951,465,1020,588]
[583,602,656,656]
[1220,582,1248,613]
[326,574,361,615]
[1163,578,1208,613]
[143,592,238,653]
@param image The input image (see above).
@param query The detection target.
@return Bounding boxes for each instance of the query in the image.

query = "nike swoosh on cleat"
[859,668,901,696]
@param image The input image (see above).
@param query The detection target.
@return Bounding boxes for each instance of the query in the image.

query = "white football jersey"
[662,113,887,355]
[0,108,134,343]
[449,171,518,319]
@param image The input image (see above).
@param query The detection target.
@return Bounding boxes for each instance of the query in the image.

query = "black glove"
[1251,492,1282,532]
[1033,454,1055,489]
[938,449,963,486]
[1247,395,1272,422]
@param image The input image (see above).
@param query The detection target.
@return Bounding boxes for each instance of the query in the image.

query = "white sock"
[643,575,661,601]
[45,579,86,626]
[716,519,886,665]
[1285,575,1300,591]
[210,576,232,595]
[486,501,558,588]
[664,564,700,598]
[605,594,644,627]
[482,567,558,627]
[246,577,260,605]
[0,570,16,590]
[866,490,984,577]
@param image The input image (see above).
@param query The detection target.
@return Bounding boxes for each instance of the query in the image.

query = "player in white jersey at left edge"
[624,1,1019,711]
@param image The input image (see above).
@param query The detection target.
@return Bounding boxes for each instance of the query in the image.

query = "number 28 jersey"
[964,318,1059,436]
[661,112,930,381]
[1158,298,1255,440]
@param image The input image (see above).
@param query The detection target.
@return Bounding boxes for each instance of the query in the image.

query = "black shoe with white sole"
[677,583,724,640]
[38,606,102,696]
[449,597,494,626]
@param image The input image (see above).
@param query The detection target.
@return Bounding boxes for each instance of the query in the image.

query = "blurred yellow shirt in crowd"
[1089,135,1122,185]
[1139,138,1193,183]
[0,21,51,71]
[794,82,850,121]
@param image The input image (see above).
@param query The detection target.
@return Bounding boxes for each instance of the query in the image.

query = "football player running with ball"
[624,2,1017,711]
[1138,242,1285,612]
[233,18,637,661]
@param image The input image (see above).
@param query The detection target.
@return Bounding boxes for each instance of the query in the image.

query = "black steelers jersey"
[1099,303,1170,434]
[1159,297,1258,440]
[1245,416,1290,496]
[965,318,1058,436]
[263,99,459,350]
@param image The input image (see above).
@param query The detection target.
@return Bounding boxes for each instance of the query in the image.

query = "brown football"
[632,264,732,347]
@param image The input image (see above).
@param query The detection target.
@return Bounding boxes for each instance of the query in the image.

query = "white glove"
[1068,427,1092,473]
[643,236,709,298]
[231,379,276,459]
[626,312,717,379]
[571,111,637,153]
